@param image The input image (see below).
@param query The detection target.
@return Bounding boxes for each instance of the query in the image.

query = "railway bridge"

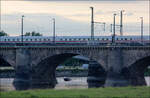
[0,45,150,90]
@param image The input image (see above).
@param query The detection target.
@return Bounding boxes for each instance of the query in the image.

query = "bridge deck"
[0,45,150,50]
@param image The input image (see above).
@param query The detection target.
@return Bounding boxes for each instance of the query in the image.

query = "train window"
[116,38,119,40]
[5,39,7,41]
[121,38,123,40]
[48,39,50,41]
[26,39,28,41]
[130,38,132,40]
[30,39,32,41]
[39,39,41,41]
[88,38,90,41]
[17,39,19,41]
[13,39,15,41]
[106,38,109,40]
[78,38,81,40]
[102,38,104,40]
[60,38,63,41]
[65,39,67,41]
[125,38,127,40]
[35,39,37,41]
[69,39,72,41]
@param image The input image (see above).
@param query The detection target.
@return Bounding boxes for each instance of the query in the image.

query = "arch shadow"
[0,57,12,67]
[122,56,150,86]
[31,53,78,88]
[31,53,106,89]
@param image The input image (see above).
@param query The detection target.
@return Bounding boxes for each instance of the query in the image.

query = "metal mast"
[110,24,113,32]
[21,15,24,44]
[112,13,116,44]
[53,18,55,44]
[140,17,143,44]
[90,7,94,41]
[103,23,105,32]
[120,10,123,36]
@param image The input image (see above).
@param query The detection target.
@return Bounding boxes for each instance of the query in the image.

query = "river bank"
[0,77,150,92]
[0,69,88,78]
[1,68,150,78]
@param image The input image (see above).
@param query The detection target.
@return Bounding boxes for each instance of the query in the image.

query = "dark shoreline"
[0,69,88,78]
[1,68,150,78]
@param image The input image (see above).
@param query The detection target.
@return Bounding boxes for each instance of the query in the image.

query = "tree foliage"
[61,58,89,67]
[24,31,42,36]
[0,30,8,36]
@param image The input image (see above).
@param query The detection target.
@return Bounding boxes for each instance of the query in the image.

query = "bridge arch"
[122,56,150,86]
[0,56,12,67]
[31,52,106,89]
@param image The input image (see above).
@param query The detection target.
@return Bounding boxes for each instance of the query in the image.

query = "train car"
[0,35,149,46]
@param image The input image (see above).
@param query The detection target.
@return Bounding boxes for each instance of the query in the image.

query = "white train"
[0,36,149,41]
[0,36,149,45]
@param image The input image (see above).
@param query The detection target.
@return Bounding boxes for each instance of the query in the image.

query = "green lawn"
[0,86,150,98]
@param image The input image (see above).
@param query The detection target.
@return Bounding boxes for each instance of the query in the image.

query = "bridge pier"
[87,59,106,88]
[30,72,57,89]
[105,48,130,87]
[13,49,31,90]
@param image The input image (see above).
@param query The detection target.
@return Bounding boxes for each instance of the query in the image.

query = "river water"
[0,77,149,91]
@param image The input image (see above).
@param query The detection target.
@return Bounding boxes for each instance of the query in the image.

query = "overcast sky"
[0,0,149,36]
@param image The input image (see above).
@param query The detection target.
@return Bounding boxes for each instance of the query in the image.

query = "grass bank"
[0,86,150,98]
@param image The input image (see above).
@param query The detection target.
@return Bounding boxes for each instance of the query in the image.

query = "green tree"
[0,30,8,36]
[24,31,42,36]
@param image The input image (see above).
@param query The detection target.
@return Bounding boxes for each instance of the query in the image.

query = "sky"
[0,0,149,36]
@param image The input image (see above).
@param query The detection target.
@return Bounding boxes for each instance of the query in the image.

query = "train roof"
[0,35,149,39]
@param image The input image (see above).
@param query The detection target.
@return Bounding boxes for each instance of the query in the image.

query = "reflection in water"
[0,77,150,91]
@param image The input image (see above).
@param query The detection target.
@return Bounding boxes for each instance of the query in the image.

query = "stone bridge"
[0,46,150,90]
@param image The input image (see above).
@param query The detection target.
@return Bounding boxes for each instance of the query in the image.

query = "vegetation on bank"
[0,86,150,98]
[1,67,150,76]
[144,68,150,76]
[24,31,42,36]
[0,30,8,36]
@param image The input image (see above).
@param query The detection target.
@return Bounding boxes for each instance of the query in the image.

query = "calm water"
[0,77,149,91]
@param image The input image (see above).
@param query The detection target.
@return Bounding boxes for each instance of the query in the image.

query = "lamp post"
[90,7,94,41]
[140,17,143,44]
[103,22,105,32]
[112,13,116,44]
[21,15,24,44]
[52,18,55,44]
[110,24,113,32]
[120,10,124,36]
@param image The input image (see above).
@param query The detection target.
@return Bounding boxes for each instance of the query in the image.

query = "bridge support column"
[13,49,31,90]
[30,72,57,89]
[87,59,106,88]
[105,48,129,87]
